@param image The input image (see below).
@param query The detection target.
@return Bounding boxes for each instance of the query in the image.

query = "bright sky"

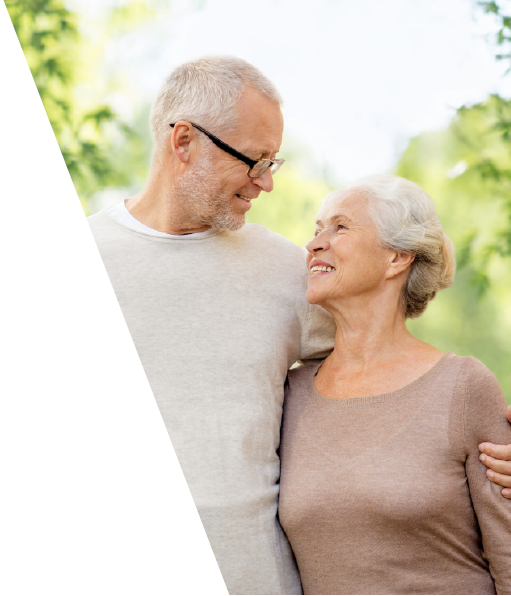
[69,0,510,184]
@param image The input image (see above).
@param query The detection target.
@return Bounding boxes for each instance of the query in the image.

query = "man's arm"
[478,405,511,499]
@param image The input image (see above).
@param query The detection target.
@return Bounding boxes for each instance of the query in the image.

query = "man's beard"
[172,150,246,231]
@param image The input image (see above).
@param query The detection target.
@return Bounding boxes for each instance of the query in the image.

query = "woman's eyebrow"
[333,213,354,223]
[315,214,354,227]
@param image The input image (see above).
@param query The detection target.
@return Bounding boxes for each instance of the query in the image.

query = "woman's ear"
[385,251,415,280]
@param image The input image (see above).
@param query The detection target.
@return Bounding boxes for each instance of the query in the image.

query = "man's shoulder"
[241,222,299,245]
[86,209,135,261]
[87,209,113,236]
[87,208,140,246]
[240,223,306,257]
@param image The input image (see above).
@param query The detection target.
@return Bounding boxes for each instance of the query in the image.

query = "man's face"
[175,87,284,231]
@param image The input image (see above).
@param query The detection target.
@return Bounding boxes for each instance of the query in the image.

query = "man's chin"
[220,216,246,232]
[209,212,246,232]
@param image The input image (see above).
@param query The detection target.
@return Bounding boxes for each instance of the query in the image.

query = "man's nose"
[253,167,274,193]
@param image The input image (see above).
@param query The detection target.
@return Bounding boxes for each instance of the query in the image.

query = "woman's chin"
[305,288,323,305]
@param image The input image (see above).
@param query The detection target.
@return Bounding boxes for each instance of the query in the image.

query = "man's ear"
[168,121,195,164]
[385,251,415,280]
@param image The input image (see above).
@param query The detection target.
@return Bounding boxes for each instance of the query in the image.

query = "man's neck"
[125,189,210,235]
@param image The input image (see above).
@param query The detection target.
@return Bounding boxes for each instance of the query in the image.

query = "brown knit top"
[279,354,511,595]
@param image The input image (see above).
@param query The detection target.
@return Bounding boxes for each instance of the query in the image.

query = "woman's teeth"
[310,265,335,275]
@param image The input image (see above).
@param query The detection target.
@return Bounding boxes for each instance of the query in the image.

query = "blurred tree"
[395,105,511,402]
[388,1,511,403]
[247,168,332,247]
[5,0,136,206]
[444,1,511,291]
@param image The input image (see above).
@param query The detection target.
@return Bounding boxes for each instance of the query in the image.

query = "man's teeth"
[238,195,251,202]
[310,265,335,274]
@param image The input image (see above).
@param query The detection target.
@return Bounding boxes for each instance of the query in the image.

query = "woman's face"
[305,191,394,307]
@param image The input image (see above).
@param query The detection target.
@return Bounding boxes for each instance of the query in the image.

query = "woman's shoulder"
[446,354,500,388]
[428,352,497,386]
[447,356,510,447]
[445,354,506,419]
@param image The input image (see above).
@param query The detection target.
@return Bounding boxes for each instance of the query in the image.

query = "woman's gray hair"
[341,174,455,318]
[150,56,282,150]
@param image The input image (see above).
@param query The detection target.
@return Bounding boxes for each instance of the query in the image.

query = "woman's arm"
[464,358,511,594]
[479,406,511,499]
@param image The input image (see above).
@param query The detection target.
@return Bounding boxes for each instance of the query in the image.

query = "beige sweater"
[88,212,336,595]
[279,353,511,595]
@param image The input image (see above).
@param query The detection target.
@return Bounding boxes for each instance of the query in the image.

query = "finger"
[502,488,511,499]
[478,442,511,460]
[484,468,511,489]
[508,405,511,424]
[479,453,511,475]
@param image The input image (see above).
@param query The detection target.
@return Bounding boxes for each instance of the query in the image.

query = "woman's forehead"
[316,191,367,224]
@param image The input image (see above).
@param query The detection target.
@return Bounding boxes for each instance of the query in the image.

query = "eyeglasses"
[169,122,285,179]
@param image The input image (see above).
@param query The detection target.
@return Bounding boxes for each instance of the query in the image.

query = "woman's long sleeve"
[464,357,511,595]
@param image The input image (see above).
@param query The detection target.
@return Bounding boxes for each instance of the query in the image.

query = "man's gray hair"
[335,174,456,318]
[150,56,282,149]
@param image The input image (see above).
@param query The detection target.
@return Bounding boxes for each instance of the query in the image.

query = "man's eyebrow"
[249,148,278,157]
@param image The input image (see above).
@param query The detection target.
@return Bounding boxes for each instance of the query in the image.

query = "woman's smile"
[309,259,336,276]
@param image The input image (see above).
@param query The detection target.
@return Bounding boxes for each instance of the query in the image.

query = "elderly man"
[88,56,511,595]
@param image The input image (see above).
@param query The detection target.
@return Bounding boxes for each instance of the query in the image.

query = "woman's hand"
[478,405,511,499]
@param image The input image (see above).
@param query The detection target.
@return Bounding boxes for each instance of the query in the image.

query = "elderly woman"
[279,175,511,595]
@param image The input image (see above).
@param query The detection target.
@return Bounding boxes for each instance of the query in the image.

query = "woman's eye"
[337,224,347,231]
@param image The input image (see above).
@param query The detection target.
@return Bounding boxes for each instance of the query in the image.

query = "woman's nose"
[306,232,330,254]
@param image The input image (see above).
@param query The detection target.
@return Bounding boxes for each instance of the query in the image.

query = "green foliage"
[479,1,511,64]
[247,166,332,247]
[395,111,511,402]
[7,0,510,402]
[107,1,157,33]
[456,3,511,283]
[5,0,136,204]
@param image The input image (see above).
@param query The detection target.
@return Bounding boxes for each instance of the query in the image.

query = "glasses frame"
[169,122,284,178]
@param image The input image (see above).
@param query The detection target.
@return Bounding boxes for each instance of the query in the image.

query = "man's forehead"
[231,87,283,151]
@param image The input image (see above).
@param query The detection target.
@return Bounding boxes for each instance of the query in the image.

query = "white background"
[0,3,227,594]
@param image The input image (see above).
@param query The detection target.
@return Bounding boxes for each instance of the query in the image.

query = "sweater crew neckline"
[309,351,455,406]
[101,207,225,241]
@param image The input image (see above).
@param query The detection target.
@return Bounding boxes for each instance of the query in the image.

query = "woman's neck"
[315,294,444,399]
[322,292,422,372]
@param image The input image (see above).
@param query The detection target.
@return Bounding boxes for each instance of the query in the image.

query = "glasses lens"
[249,160,271,178]
[248,158,285,178]
[270,160,284,175]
